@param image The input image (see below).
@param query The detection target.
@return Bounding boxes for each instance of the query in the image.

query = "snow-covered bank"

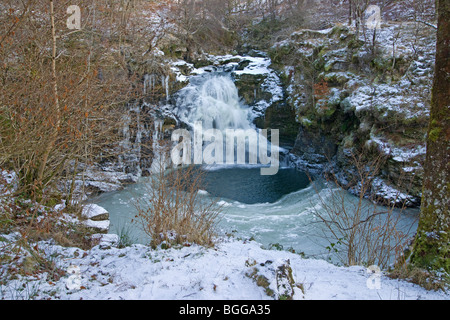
[1,234,448,300]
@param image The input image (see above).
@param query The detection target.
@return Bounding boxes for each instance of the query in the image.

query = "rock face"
[291,126,338,169]
[253,101,299,148]
[268,22,436,207]
[229,53,300,147]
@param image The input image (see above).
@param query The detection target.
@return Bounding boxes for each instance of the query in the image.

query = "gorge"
[91,49,422,262]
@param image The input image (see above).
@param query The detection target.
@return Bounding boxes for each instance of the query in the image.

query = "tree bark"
[348,0,353,26]
[410,0,450,272]
[37,0,61,187]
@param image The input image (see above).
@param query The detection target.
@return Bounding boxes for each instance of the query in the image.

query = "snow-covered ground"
[1,232,448,300]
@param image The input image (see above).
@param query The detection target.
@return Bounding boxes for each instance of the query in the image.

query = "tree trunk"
[410,0,450,272]
[37,0,61,187]
[348,0,353,26]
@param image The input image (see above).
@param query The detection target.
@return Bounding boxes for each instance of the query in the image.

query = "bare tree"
[37,0,61,186]
[312,152,416,268]
[0,0,160,200]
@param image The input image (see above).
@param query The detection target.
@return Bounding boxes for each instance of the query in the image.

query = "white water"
[93,175,419,264]
[174,74,252,130]
[172,73,281,170]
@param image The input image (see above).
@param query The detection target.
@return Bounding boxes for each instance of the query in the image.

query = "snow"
[0,176,447,300]
[368,135,426,163]
[0,170,18,198]
[82,219,110,233]
[1,234,448,300]
[233,56,272,76]
[169,60,193,83]
[371,177,417,206]
[81,204,109,220]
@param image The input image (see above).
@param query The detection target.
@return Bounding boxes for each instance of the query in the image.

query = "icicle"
[150,118,166,174]
[143,74,148,94]
[144,74,157,95]
[165,75,170,101]
[161,75,170,101]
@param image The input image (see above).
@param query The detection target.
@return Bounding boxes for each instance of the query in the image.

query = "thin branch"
[0,0,33,48]
[415,19,437,30]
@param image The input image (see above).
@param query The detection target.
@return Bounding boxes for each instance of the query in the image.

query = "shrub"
[311,151,417,269]
[133,152,221,248]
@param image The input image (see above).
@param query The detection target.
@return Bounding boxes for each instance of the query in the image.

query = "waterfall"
[173,74,280,171]
[174,75,251,130]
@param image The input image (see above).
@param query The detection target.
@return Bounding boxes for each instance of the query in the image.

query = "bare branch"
[415,19,437,29]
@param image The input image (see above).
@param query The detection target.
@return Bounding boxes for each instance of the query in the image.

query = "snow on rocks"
[371,177,418,207]
[0,170,18,190]
[276,22,435,206]
[91,233,120,249]
[0,170,18,203]
[82,204,110,222]
[367,135,426,165]
[57,164,140,201]
[230,53,284,116]
[83,219,110,234]
[81,204,111,234]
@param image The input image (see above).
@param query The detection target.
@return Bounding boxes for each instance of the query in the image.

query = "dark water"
[199,167,311,204]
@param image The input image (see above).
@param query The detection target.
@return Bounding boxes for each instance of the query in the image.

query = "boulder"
[82,204,110,222]
[83,219,110,234]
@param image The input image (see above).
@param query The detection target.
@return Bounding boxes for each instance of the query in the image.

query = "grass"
[388,263,450,292]
[115,223,138,248]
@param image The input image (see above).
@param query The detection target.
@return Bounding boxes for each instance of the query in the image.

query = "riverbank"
[0,231,448,300]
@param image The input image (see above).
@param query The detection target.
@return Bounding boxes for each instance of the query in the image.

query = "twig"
[415,19,437,30]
